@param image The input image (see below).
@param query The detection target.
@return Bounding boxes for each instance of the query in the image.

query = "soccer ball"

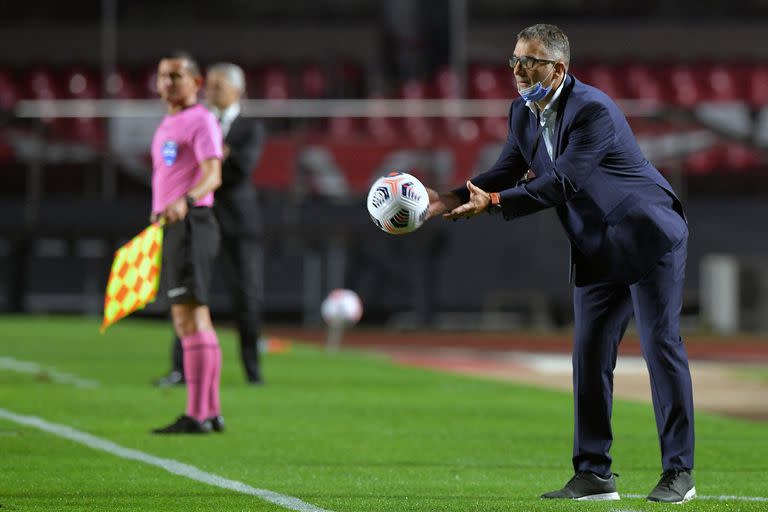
[366,171,430,235]
[321,289,363,327]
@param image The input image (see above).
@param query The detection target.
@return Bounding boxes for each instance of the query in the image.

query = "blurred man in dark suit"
[155,62,266,386]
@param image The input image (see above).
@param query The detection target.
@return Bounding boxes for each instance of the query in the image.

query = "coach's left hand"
[444,181,490,220]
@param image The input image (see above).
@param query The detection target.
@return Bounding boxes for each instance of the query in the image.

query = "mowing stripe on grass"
[0,408,334,512]
[0,356,99,388]
[624,493,768,502]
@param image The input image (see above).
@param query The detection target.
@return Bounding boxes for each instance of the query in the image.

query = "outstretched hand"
[425,188,461,220]
[443,181,491,221]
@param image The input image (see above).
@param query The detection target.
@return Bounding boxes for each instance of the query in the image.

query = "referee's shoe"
[541,472,620,500]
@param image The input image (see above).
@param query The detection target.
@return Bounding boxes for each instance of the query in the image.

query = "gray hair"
[207,62,246,93]
[517,24,570,66]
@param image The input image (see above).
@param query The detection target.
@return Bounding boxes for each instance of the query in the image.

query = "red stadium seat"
[328,116,360,139]
[24,67,63,99]
[400,78,429,99]
[431,67,462,137]
[468,64,503,99]
[723,144,762,171]
[333,60,365,98]
[583,64,625,100]
[0,70,20,110]
[138,65,159,98]
[667,64,707,107]
[433,67,460,99]
[480,116,508,141]
[105,67,139,99]
[299,63,328,99]
[706,63,743,102]
[365,92,399,142]
[684,145,726,175]
[623,63,664,103]
[62,66,100,99]
[747,65,768,107]
[261,64,291,100]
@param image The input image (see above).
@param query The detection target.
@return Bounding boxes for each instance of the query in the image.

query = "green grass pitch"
[1,316,766,511]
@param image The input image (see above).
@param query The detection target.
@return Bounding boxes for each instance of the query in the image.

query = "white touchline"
[0,408,335,512]
[625,493,768,502]
[2,409,766,508]
[0,357,99,388]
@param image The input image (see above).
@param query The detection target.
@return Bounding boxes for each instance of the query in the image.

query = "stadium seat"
[299,63,328,99]
[261,64,291,100]
[104,67,139,99]
[0,70,20,110]
[581,64,625,100]
[723,144,763,171]
[138,65,159,98]
[706,63,743,102]
[24,67,63,100]
[63,66,100,99]
[747,65,768,107]
[623,63,664,103]
[365,90,399,142]
[684,145,726,175]
[468,64,503,99]
[332,60,365,98]
[328,116,361,139]
[433,66,460,99]
[667,63,707,107]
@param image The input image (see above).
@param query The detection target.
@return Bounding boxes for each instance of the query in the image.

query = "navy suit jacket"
[457,74,688,285]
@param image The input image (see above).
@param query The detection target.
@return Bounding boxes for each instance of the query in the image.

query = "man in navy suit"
[428,24,696,503]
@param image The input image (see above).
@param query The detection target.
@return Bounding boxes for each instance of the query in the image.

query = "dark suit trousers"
[220,233,264,382]
[170,234,263,382]
[571,238,694,476]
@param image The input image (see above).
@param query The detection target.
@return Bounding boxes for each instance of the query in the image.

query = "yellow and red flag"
[100,223,163,333]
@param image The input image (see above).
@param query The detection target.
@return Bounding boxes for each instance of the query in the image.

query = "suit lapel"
[553,75,576,161]
[224,114,240,143]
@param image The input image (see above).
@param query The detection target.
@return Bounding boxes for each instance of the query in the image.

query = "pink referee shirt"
[151,104,223,215]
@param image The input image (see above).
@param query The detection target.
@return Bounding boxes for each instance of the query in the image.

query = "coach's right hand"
[426,188,461,220]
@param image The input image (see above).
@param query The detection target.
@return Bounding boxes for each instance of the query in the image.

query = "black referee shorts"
[161,207,220,306]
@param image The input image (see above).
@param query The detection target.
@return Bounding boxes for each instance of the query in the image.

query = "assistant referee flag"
[100,223,163,333]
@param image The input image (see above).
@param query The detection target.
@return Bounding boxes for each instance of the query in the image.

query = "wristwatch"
[487,192,503,215]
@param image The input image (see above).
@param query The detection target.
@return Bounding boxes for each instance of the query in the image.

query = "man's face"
[205,71,240,110]
[511,38,559,90]
[156,58,200,104]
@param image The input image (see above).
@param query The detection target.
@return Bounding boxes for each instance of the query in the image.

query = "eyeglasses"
[509,55,558,70]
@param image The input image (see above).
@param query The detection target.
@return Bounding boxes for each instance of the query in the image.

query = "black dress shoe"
[207,415,225,433]
[247,377,264,386]
[541,472,620,500]
[153,370,184,388]
[152,415,211,434]
[647,469,696,503]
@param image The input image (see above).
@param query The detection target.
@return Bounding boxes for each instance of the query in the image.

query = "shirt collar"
[525,76,566,118]
[209,102,240,125]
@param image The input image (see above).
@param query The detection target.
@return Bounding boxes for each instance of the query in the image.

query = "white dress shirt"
[525,77,566,162]
[209,102,240,139]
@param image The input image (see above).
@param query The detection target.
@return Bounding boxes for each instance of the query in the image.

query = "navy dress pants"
[571,238,694,477]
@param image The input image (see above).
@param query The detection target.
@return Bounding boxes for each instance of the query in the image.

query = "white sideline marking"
[0,357,99,388]
[0,408,334,512]
[1,408,766,508]
[625,493,768,502]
